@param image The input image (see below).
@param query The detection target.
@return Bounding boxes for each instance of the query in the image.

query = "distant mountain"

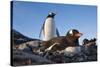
[12,29,40,45]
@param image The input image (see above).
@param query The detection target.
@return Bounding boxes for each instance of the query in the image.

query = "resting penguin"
[39,12,59,41]
[40,29,83,52]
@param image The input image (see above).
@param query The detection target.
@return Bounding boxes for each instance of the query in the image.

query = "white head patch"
[49,12,52,15]
[69,29,73,35]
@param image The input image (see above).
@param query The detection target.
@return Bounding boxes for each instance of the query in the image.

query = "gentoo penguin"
[39,12,59,41]
[82,38,96,47]
[40,29,83,52]
[82,38,97,57]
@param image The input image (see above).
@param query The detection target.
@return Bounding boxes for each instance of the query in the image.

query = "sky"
[12,1,97,44]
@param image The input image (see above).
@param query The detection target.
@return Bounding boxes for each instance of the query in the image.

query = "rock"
[12,49,54,66]
[63,46,81,57]
[12,38,97,66]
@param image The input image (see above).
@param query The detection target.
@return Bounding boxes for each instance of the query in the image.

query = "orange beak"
[76,33,83,37]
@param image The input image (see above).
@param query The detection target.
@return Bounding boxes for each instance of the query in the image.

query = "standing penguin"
[39,12,59,41]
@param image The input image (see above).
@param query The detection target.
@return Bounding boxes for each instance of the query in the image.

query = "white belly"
[43,18,56,41]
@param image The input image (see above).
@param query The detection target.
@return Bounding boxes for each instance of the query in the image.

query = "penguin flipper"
[56,28,60,37]
[39,22,45,38]
[39,27,42,38]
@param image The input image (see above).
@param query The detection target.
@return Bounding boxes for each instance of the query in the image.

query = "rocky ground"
[12,43,97,66]
[11,29,97,66]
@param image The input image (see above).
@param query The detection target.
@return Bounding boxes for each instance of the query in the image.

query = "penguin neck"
[66,36,79,42]
[74,39,79,46]
[46,15,55,19]
[66,36,80,46]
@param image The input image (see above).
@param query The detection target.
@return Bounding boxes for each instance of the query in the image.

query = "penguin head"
[66,29,83,39]
[82,39,89,45]
[47,12,56,18]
